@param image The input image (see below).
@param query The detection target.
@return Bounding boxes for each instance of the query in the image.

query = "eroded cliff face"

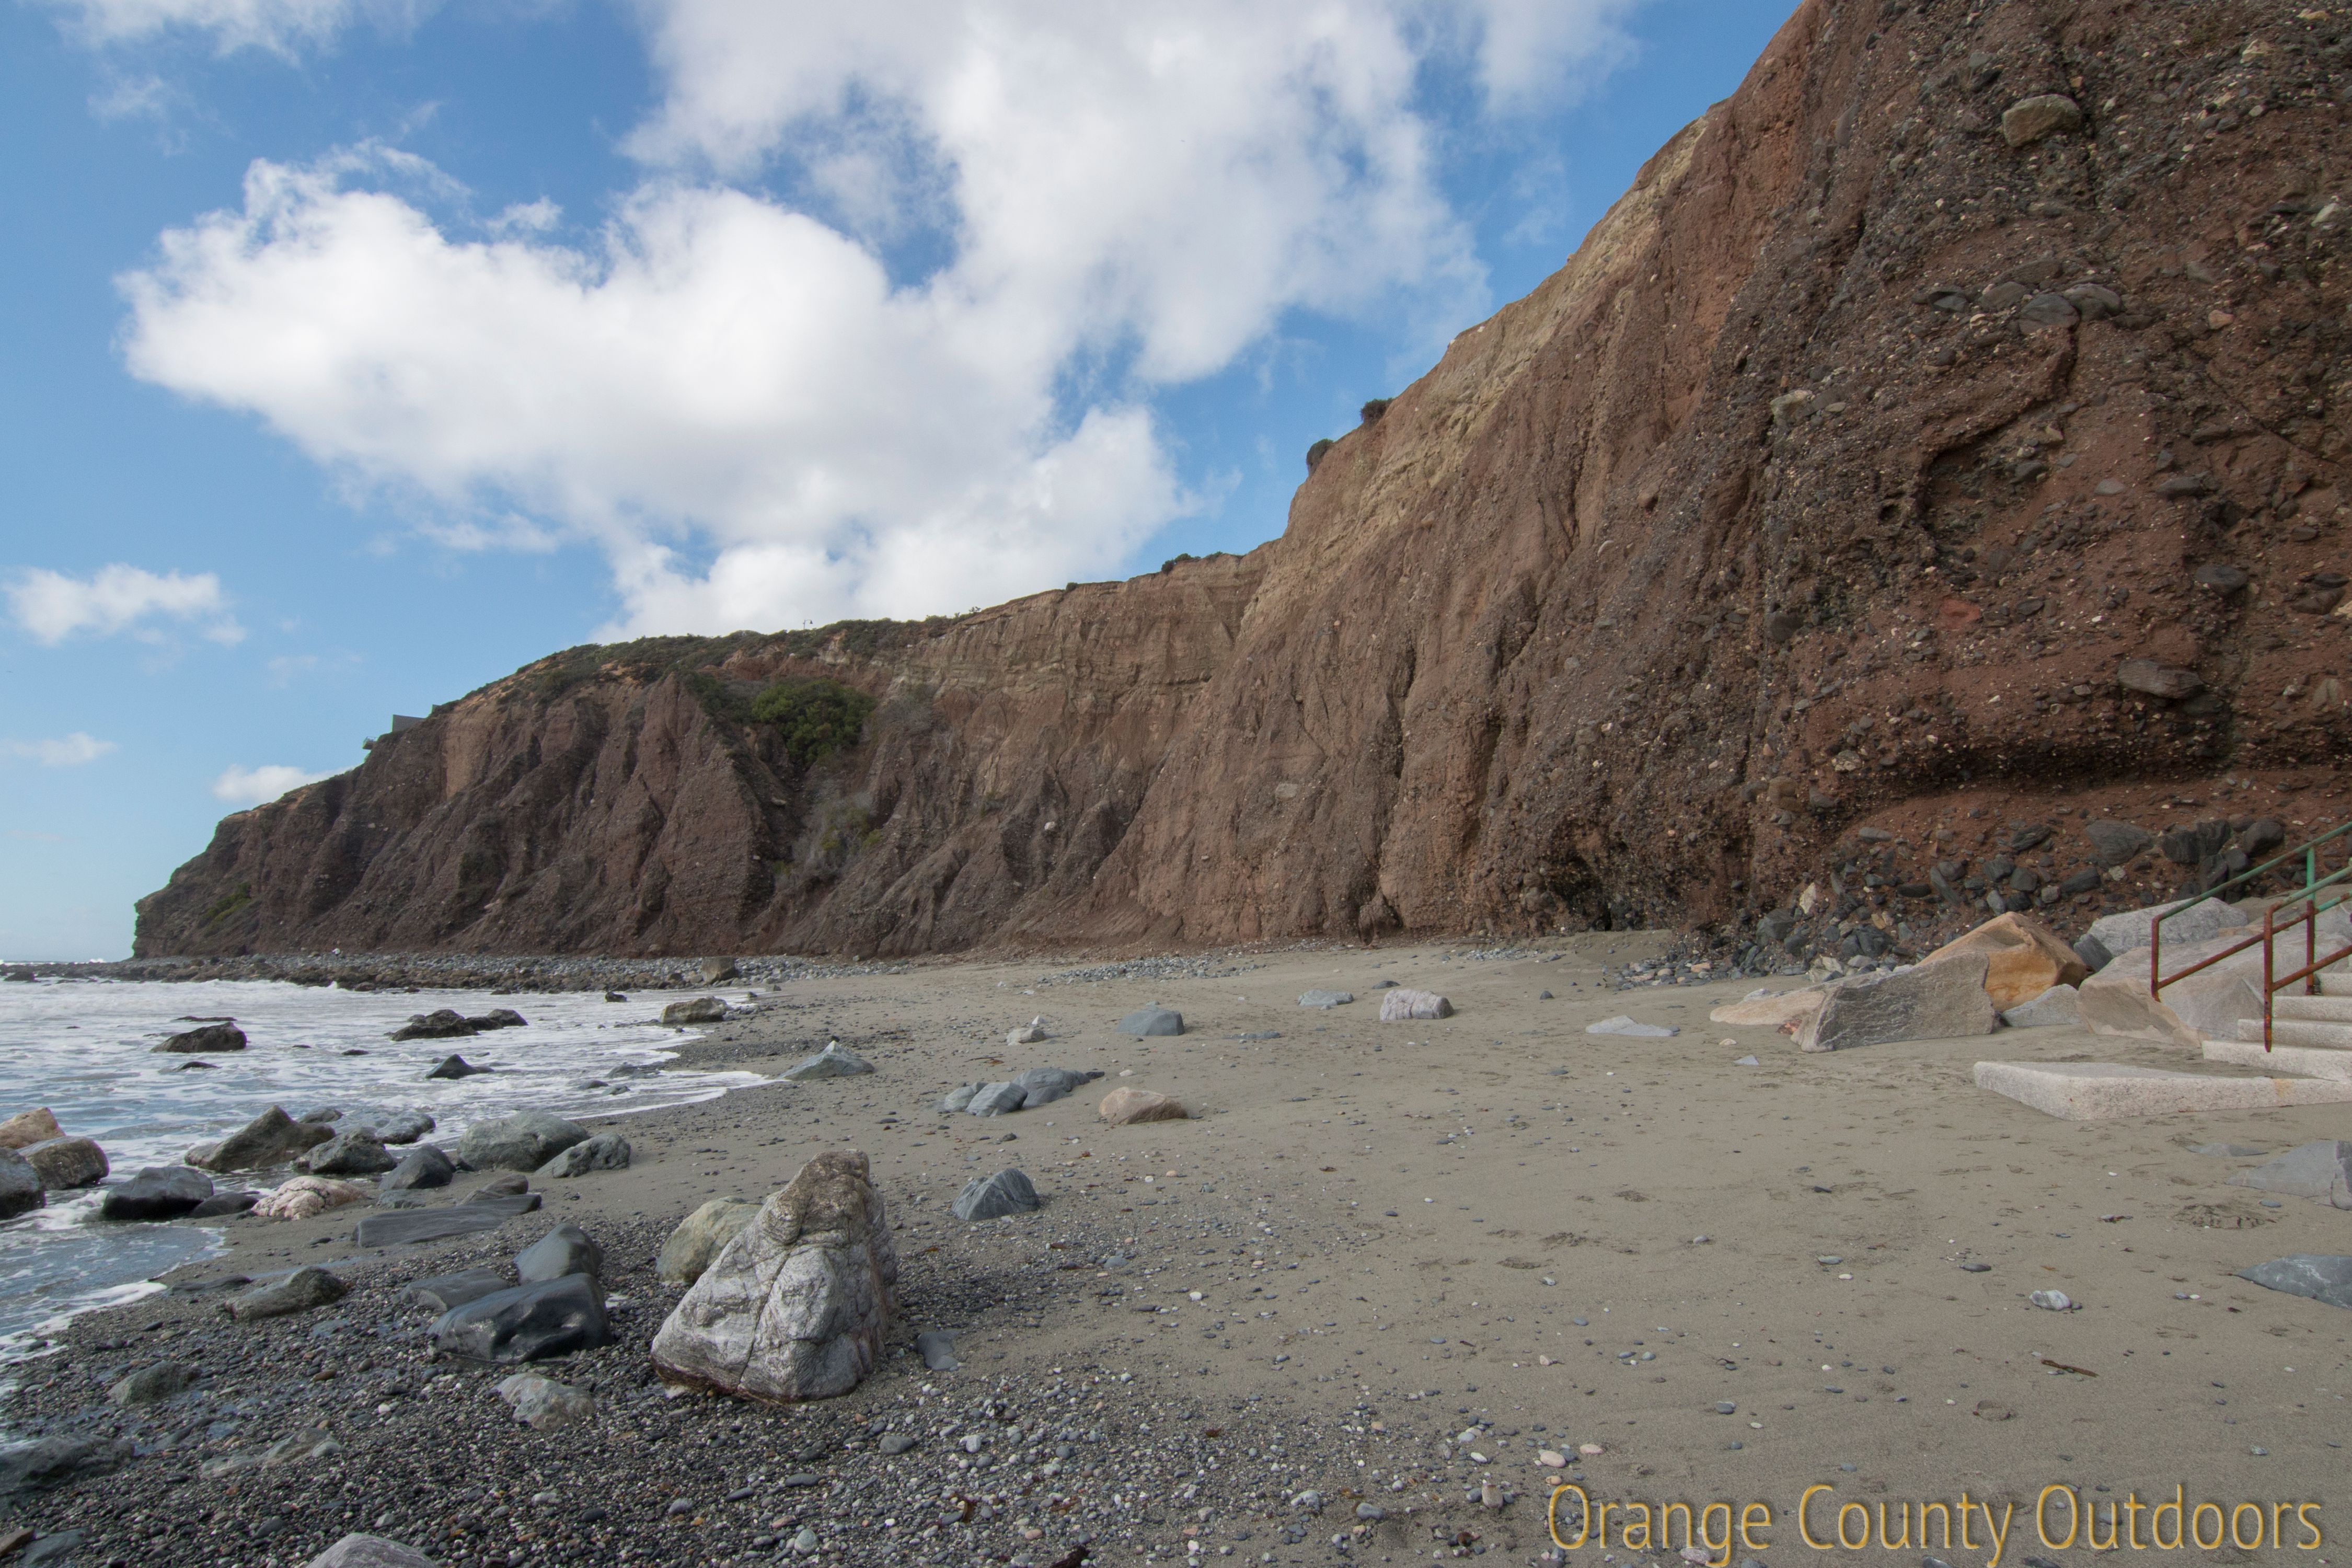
[138,0,2352,961]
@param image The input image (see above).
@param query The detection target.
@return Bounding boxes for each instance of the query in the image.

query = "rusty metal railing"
[2150,821,2352,1050]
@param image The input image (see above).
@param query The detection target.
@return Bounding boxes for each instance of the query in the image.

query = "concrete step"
[2205,1039,2352,1083]
[1977,1059,2352,1120]
[2275,994,2352,1023]
[2232,1016,2352,1050]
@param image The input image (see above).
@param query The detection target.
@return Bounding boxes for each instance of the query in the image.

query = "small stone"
[1714,1402,1736,1414]
[1006,1017,1048,1046]
[880,1431,920,1454]
[2195,563,2251,595]
[1960,1263,1992,1273]
[303,1534,437,1567]
[1117,1006,1185,1037]
[952,1168,1041,1221]
[1356,1504,1386,1521]
[916,1330,959,1370]
[1585,1016,1677,1037]
[2019,293,2079,328]
[226,1267,350,1321]
[495,1372,598,1429]
[2028,1289,2075,1311]
[108,1361,199,1407]
[537,1132,631,1178]
[2001,94,2084,146]
[1378,989,1452,1022]
[2117,658,2203,700]
[388,1008,475,1041]
[1735,1055,1760,1067]
[780,1042,875,1080]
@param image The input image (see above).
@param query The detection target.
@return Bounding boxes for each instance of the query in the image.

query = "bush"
[1359,398,1391,424]
[751,678,876,766]
[1305,438,1334,473]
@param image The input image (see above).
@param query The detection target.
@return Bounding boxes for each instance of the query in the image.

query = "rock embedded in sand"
[1378,989,1452,1022]
[0,1108,62,1151]
[435,1274,613,1363]
[1794,954,1997,1052]
[966,1081,1028,1116]
[936,1085,978,1113]
[538,1132,631,1177]
[952,1167,1042,1220]
[662,997,728,1025]
[2235,1254,2352,1310]
[1925,912,2088,1009]
[657,1197,759,1286]
[1099,1088,1188,1125]
[108,1362,199,1407]
[0,1149,43,1221]
[651,1150,896,1401]
[496,1372,599,1429]
[458,1111,590,1173]
[915,1331,958,1371]
[1117,1005,1185,1037]
[1298,989,1353,1009]
[154,1021,246,1054]
[305,1535,439,1568]
[1006,1017,1047,1045]
[779,1042,874,1080]
[189,1106,335,1172]
[353,1202,533,1248]
[98,1166,212,1221]
[1586,1016,1677,1037]
[2226,1141,2352,1201]
[22,1137,107,1190]
[227,1266,350,1321]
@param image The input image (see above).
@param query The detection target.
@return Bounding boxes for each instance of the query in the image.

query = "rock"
[936,1085,978,1113]
[0,1149,43,1221]
[0,1108,62,1150]
[2240,818,2288,860]
[1298,989,1353,1009]
[467,1008,528,1030]
[2195,563,2251,595]
[1006,1017,1047,1046]
[97,1166,213,1221]
[1117,1006,1185,1036]
[2116,658,2203,700]
[199,1425,343,1478]
[22,1137,106,1190]
[656,1197,759,1286]
[1099,1088,1189,1125]
[302,1131,397,1177]
[107,1361,199,1407]
[401,1267,510,1312]
[496,1372,599,1429]
[965,1081,1027,1116]
[2058,868,2104,897]
[2001,93,2083,146]
[2071,934,2114,974]
[389,1009,476,1041]
[20,1534,84,1567]
[779,1042,875,1080]
[2190,1143,2267,1159]
[2227,1142,2352,1201]
[915,1330,959,1370]
[662,997,728,1025]
[298,1107,343,1124]
[189,1192,259,1218]
[2235,1255,2352,1311]
[650,1150,897,1402]
[226,1267,350,1321]
[353,1202,535,1248]
[538,1132,631,1177]
[2084,896,2249,958]
[154,1021,247,1053]
[458,1111,589,1172]
[1586,1016,1677,1037]
[1999,985,2080,1030]
[0,1437,109,1495]
[1794,953,1999,1052]
[253,1177,370,1220]
[304,1535,439,1568]
[1008,1066,1102,1109]
[2063,283,2123,319]
[1924,912,2089,1008]
[699,957,740,983]
[433,1273,613,1363]
[515,1223,604,1289]
[466,1174,531,1200]
[2083,821,2154,867]
[343,1110,435,1145]
[2079,913,2350,1048]
[1710,987,1827,1029]
[190,1106,335,1172]
[952,1168,1042,1220]
[2028,1289,2075,1311]
[379,1145,456,1192]
[423,1055,483,1080]
[2019,292,2079,328]
[1378,989,1452,1022]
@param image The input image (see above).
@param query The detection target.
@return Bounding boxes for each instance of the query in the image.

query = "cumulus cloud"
[3,733,119,766]
[117,1,1641,635]
[211,763,329,805]
[5,564,244,646]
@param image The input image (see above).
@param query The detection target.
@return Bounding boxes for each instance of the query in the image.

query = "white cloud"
[3,733,119,767]
[117,1,1641,635]
[5,564,244,646]
[211,763,329,805]
[38,0,422,55]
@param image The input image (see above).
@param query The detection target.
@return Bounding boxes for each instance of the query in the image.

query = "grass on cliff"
[748,677,877,765]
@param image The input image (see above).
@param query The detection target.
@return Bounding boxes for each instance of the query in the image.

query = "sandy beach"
[4,936,2347,1567]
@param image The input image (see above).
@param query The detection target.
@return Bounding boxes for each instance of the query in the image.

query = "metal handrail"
[2150,820,2352,1050]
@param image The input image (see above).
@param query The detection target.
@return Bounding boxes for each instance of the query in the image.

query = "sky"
[0,0,1792,960]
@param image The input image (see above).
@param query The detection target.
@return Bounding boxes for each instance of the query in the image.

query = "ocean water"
[0,978,760,1355]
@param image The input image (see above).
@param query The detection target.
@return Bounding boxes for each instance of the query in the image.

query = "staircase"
[2234,994,2352,1050]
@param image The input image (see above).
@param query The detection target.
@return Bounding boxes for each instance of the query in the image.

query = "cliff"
[137,0,2352,961]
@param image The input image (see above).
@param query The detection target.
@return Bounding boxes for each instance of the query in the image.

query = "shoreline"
[2,939,2346,1567]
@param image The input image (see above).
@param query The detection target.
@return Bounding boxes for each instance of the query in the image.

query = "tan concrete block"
[2201,1038,2352,1083]
[1974,1060,2352,1121]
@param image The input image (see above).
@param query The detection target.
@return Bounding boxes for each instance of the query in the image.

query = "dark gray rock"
[465,1174,531,1201]
[379,1145,456,1192]
[342,1110,435,1145]
[353,1201,534,1248]
[515,1223,603,1289]
[2063,283,2123,319]
[0,1148,43,1220]
[466,1008,528,1030]
[2194,562,2251,595]
[2227,1142,2352,1201]
[389,1009,476,1041]
[2058,868,2103,897]
[879,1432,920,1454]
[2240,818,2288,860]
[302,1131,397,1177]
[189,1191,259,1219]
[2235,1255,2352,1311]
[1978,280,2031,312]
[226,1267,349,1321]
[154,1021,246,1054]
[952,1168,1041,1221]
[424,1055,484,1080]
[0,1438,109,1495]
[2019,292,2080,328]
[935,1085,978,1113]
[22,1137,106,1190]
[1117,1006,1185,1037]
[778,1042,873,1080]
[2071,934,2114,975]
[21,1530,86,1565]
[297,1106,343,1125]
[2117,658,2202,700]
[431,1273,612,1363]
[97,1166,212,1221]
[2001,93,2083,146]
[1008,1067,1102,1109]
[537,1133,630,1178]
[915,1331,958,1370]
[965,1081,1027,1117]
[402,1267,511,1312]
[458,1112,588,1172]
[190,1106,335,1172]
[107,1361,199,1407]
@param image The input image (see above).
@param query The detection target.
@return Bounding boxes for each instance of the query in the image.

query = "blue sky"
[1,0,1790,960]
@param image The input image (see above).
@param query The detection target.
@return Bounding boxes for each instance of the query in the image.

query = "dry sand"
[11,936,2350,1566]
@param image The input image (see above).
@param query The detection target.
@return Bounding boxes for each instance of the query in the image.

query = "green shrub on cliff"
[751,678,876,766]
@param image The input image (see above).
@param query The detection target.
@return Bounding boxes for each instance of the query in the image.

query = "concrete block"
[1973,1060,2352,1121]
[2203,1039,2352,1082]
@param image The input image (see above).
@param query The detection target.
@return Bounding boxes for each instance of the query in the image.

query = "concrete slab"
[2204,1038,2352,1082]
[1973,1060,2352,1121]
[2232,1017,2352,1050]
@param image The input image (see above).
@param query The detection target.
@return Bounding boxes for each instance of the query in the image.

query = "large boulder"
[0,1109,62,1150]
[662,997,727,1025]
[650,1150,897,1402]
[1099,1089,1188,1125]
[515,1223,603,1289]
[0,1149,43,1221]
[402,1268,510,1312]
[432,1274,612,1363]
[537,1133,630,1178]
[188,1106,334,1172]
[1116,1006,1185,1036]
[952,1168,1041,1220]
[1793,954,1999,1052]
[98,1167,213,1221]
[1924,912,2089,1009]
[2235,1255,2352,1311]
[22,1137,107,1190]
[457,1112,589,1173]
[378,1145,456,1192]
[226,1267,349,1321]
[154,1021,246,1053]
[302,1131,398,1178]
[656,1197,759,1286]
[2084,897,2249,960]
[388,1009,475,1041]
[1378,989,1452,1022]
